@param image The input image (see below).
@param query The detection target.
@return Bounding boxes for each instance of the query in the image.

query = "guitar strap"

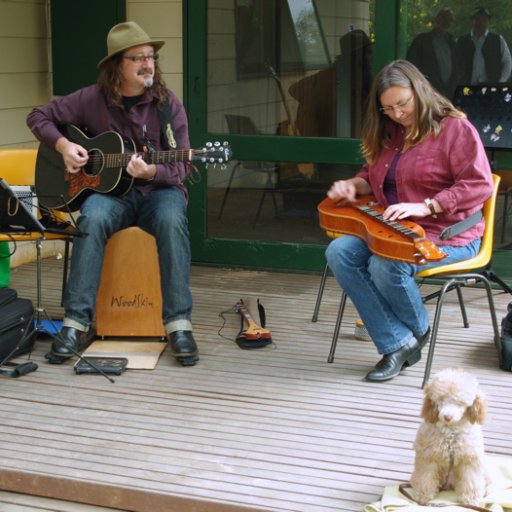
[439,210,483,240]
[157,102,177,149]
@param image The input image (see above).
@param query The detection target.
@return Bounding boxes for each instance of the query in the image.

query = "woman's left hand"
[383,202,431,221]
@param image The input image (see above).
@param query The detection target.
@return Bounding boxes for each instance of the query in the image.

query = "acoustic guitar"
[268,65,316,179]
[318,195,447,265]
[35,124,232,211]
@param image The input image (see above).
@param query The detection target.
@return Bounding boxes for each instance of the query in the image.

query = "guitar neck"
[143,149,193,165]
[238,303,256,324]
[237,302,271,340]
[104,149,193,169]
[356,204,422,241]
[268,65,295,129]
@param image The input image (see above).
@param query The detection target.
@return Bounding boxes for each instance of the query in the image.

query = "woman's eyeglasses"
[379,95,414,114]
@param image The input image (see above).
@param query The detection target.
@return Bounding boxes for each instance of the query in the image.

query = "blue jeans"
[325,235,481,355]
[63,188,192,334]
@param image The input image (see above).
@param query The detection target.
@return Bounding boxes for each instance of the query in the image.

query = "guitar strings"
[83,147,227,166]
[358,204,421,240]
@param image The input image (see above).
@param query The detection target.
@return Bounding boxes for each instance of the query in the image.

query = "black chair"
[218,115,278,226]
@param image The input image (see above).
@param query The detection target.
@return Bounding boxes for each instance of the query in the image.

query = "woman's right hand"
[327,180,358,204]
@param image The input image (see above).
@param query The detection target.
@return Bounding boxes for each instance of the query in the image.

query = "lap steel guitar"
[318,196,447,265]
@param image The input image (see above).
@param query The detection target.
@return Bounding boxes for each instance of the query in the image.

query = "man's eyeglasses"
[379,95,414,114]
[123,54,159,63]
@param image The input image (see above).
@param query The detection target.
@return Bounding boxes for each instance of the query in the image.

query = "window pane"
[208,0,375,140]
[207,0,374,245]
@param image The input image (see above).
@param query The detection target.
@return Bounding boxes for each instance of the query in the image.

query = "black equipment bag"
[0,288,36,363]
[500,302,512,372]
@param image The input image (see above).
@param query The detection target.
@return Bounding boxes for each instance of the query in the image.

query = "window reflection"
[407,8,458,99]
[406,4,512,100]
[211,0,374,141]
[289,29,373,138]
[207,0,374,245]
[208,158,360,244]
[456,7,511,86]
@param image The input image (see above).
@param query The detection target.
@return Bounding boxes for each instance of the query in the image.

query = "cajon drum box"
[96,227,165,337]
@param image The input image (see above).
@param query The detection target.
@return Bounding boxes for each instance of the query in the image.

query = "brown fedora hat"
[98,21,165,68]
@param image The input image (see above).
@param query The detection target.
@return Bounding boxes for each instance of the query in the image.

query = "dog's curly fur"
[410,368,491,506]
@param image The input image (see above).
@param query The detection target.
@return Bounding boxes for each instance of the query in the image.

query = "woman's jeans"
[63,187,192,334]
[325,235,481,355]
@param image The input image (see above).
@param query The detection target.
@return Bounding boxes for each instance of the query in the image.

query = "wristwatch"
[424,198,438,219]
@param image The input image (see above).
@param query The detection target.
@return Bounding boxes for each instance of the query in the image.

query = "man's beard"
[138,69,154,88]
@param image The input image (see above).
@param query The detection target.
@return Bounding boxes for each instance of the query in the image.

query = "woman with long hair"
[325,60,493,382]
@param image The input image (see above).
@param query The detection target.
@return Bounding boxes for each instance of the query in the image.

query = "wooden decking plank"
[0,436,412,488]
[0,490,121,511]
[0,461,377,512]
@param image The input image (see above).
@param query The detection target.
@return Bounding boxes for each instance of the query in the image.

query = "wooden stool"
[96,227,165,337]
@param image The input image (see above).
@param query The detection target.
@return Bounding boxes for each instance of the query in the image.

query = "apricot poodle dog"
[410,368,491,506]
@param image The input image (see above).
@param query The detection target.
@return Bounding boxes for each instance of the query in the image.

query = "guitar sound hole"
[83,149,104,176]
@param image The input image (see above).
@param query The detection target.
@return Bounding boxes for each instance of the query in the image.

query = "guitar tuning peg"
[206,142,212,148]
[214,141,220,147]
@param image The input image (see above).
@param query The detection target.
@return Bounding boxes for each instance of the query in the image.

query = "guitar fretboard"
[358,205,421,241]
[93,150,195,169]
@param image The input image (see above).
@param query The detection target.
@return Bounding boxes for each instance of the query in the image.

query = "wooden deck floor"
[2,257,512,512]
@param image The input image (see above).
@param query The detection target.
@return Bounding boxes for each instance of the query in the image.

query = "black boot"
[366,337,421,382]
[169,330,199,366]
[416,327,431,350]
[45,327,94,364]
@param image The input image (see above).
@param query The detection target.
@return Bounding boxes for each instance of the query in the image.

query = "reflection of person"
[325,60,493,382]
[288,29,373,137]
[407,8,458,99]
[456,7,512,84]
[27,22,199,366]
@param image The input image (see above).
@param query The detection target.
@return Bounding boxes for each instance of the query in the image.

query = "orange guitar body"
[318,195,447,265]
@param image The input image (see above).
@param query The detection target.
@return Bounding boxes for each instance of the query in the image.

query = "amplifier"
[10,186,39,219]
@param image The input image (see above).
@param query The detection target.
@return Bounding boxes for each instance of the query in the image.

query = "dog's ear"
[421,395,438,423]
[467,391,487,424]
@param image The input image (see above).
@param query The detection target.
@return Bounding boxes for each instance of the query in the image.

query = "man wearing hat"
[456,7,512,85]
[27,21,199,366]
